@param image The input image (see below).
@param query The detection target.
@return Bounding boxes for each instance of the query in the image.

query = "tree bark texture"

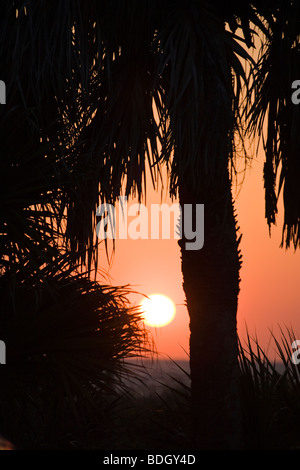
[179,173,242,449]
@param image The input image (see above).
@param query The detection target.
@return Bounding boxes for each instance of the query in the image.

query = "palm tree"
[1,0,299,449]
[0,1,152,449]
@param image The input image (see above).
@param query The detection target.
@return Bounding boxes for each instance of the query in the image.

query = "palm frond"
[153,1,256,201]
[246,0,300,249]
[0,264,153,448]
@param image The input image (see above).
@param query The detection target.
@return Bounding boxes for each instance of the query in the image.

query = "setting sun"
[140,294,176,327]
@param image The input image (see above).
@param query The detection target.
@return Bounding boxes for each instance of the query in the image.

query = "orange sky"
[98,145,300,362]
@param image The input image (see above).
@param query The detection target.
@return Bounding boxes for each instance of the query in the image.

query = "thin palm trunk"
[179,170,242,449]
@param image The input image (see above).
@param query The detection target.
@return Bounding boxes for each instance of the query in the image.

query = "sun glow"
[140,294,176,327]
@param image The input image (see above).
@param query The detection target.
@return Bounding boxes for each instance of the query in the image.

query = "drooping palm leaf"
[246,0,300,249]
[0,262,152,448]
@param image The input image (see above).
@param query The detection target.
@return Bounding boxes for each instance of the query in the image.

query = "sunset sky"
[98,140,300,363]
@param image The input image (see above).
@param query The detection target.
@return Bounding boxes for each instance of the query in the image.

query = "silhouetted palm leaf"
[246,0,300,248]
[0,263,151,448]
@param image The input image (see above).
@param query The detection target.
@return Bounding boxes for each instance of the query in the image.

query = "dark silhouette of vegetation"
[0,269,151,449]
[0,0,299,449]
[96,328,300,451]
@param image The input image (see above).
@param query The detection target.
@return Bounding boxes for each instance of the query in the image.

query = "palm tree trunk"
[179,172,242,449]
